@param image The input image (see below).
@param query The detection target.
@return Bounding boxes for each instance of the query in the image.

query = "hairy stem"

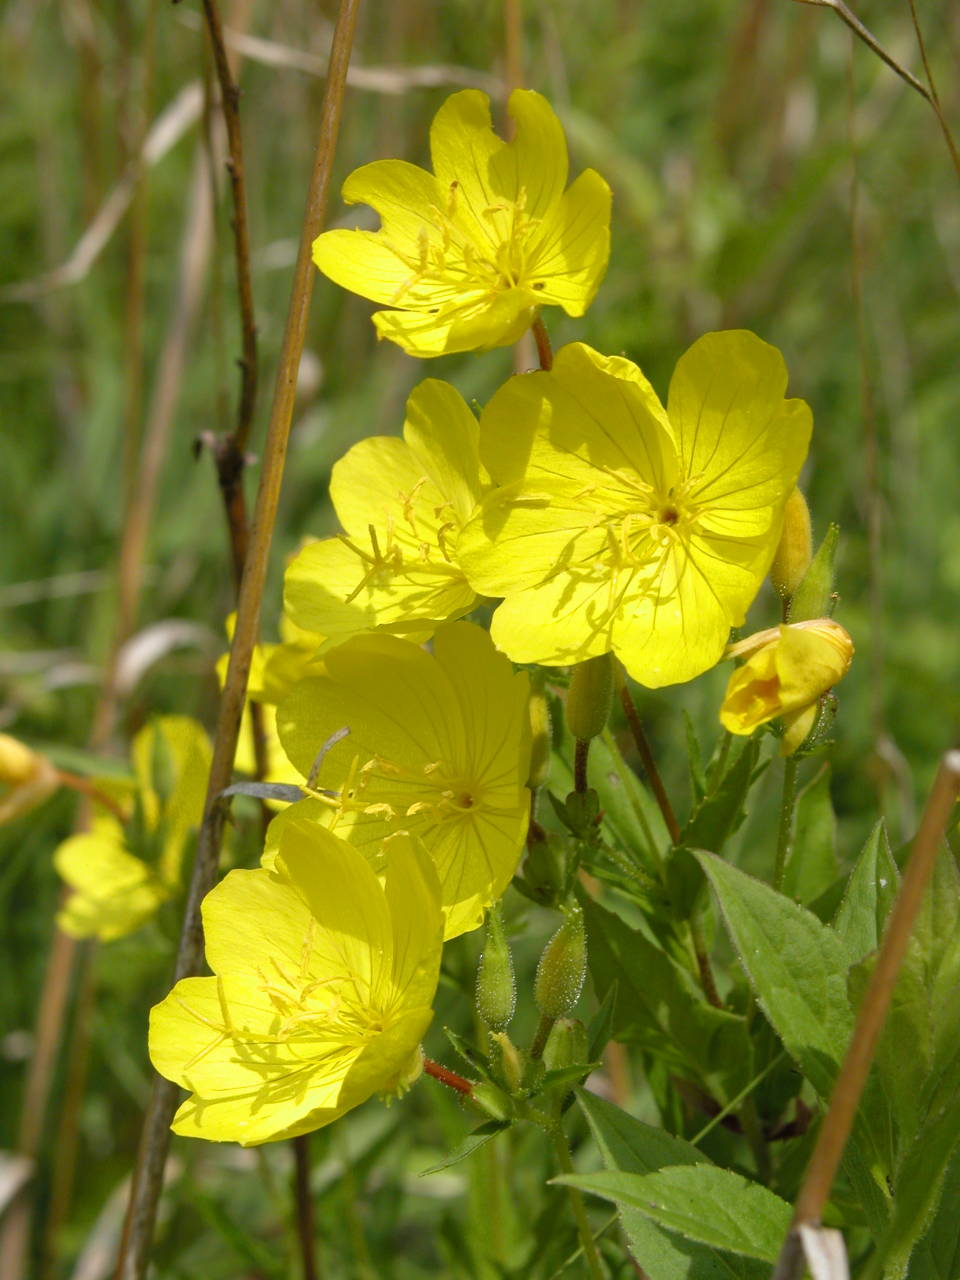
[773,756,799,893]
[423,1057,474,1095]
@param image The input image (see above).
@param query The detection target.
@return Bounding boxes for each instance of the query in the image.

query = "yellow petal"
[284,535,472,639]
[370,288,535,356]
[55,832,167,941]
[429,90,568,249]
[528,168,612,315]
[277,625,530,939]
[666,330,812,528]
[403,379,486,523]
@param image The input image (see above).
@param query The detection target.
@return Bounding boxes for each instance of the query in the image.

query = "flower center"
[388,182,544,304]
[333,752,485,827]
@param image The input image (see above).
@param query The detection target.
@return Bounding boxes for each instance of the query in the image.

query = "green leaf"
[584,896,752,1099]
[782,765,837,904]
[698,851,892,1231]
[595,728,672,868]
[577,1091,772,1280]
[586,978,618,1062]
[832,821,899,962]
[418,1120,509,1176]
[538,1062,601,1093]
[682,739,762,855]
[683,710,707,804]
[697,852,851,1099]
[443,1027,493,1082]
[577,1088,709,1173]
[870,1091,960,1279]
[900,1144,960,1280]
[556,1166,791,1263]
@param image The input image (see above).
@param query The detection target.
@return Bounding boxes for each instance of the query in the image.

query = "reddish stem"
[423,1057,473,1096]
[531,314,553,370]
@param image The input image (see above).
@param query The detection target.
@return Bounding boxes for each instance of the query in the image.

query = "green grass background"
[1,1,959,1274]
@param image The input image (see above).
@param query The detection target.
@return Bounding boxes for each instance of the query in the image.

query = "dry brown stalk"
[771,750,960,1279]
[113,2,362,1275]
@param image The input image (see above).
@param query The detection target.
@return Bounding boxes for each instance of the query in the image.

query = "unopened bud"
[469,1082,512,1123]
[790,523,839,622]
[489,1031,524,1094]
[527,685,553,790]
[770,488,812,602]
[0,735,44,784]
[535,906,587,1020]
[566,654,614,743]
[543,1017,590,1073]
[476,905,516,1031]
[0,736,59,825]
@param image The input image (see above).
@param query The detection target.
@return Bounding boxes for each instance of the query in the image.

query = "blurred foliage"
[2,0,959,1275]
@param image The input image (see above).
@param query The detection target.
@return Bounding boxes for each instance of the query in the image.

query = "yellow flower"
[149,822,442,1145]
[54,717,211,941]
[284,380,484,644]
[0,735,59,824]
[219,615,319,800]
[313,89,611,357]
[458,333,812,687]
[720,619,854,754]
[276,622,531,939]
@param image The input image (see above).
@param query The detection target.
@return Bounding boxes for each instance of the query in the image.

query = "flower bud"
[489,1031,524,1094]
[475,905,516,1031]
[542,1017,590,1073]
[535,906,587,1020]
[721,619,854,755]
[527,684,553,790]
[770,488,812,602]
[790,523,839,622]
[0,736,59,825]
[469,1081,512,1123]
[565,653,614,743]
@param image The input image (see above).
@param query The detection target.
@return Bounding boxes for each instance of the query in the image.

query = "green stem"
[550,1126,605,1280]
[739,1093,771,1183]
[530,1012,555,1061]
[708,730,733,793]
[689,914,723,1009]
[773,757,800,892]
[574,738,590,794]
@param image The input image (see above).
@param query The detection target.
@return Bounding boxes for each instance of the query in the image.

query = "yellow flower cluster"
[143,87,851,1148]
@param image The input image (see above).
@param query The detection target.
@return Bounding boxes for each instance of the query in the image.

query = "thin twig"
[196,0,270,784]
[114,5,361,1275]
[795,0,960,181]
[617,679,680,845]
[771,750,960,1279]
[173,10,499,95]
[906,0,960,180]
[200,0,258,455]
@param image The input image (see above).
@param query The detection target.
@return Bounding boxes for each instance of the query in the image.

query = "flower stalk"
[115,3,360,1272]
